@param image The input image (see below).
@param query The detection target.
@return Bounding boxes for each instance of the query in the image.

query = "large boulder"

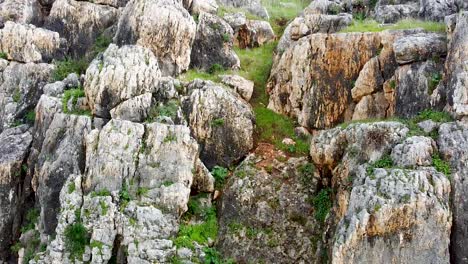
[267,32,382,129]
[190,12,240,71]
[84,44,162,118]
[438,121,468,263]
[332,167,451,264]
[218,152,322,263]
[393,33,447,65]
[34,113,91,235]
[0,61,54,132]
[0,0,43,26]
[114,0,196,76]
[182,80,255,168]
[0,22,65,63]
[374,0,462,22]
[45,0,118,58]
[0,125,32,261]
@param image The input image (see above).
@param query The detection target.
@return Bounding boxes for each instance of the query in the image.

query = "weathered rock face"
[0,125,32,261]
[84,119,145,193]
[189,0,218,15]
[183,80,255,169]
[438,121,468,263]
[218,150,322,263]
[34,114,91,235]
[374,0,461,22]
[268,32,382,129]
[224,13,275,49]
[442,12,468,119]
[190,12,240,71]
[45,0,118,58]
[394,60,444,118]
[0,61,54,132]
[393,33,447,65]
[311,121,453,263]
[38,121,200,263]
[114,0,196,76]
[0,0,43,26]
[0,22,65,63]
[84,44,162,118]
[220,74,254,101]
[217,0,269,19]
[332,167,451,264]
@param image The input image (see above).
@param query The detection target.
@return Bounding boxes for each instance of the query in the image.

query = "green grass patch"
[53,58,89,81]
[146,100,179,122]
[179,69,224,82]
[432,153,451,178]
[255,107,309,155]
[340,19,446,33]
[64,223,90,261]
[62,88,85,112]
[366,154,394,175]
[21,208,39,233]
[211,166,228,188]
[312,188,332,223]
[0,52,7,60]
[203,247,235,264]
[173,206,218,250]
[91,189,111,197]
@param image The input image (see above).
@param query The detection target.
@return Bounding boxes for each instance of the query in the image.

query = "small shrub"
[53,58,89,81]
[208,63,224,74]
[164,132,177,143]
[25,110,36,124]
[222,33,231,42]
[91,189,111,197]
[64,223,90,260]
[68,182,76,194]
[21,208,39,233]
[91,35,112,56]
[99,200,109,215]
[147,100,179,122]
[432,153,451,178]
[428,73,442,95]
[211,118,225,127]
[173,206,218,250]
[313,188,332,223]
[366,154,394,175]
[389,80,397,90]
[0,52,7,59]
[137,187,149,196]
[62,88,85,113]
[12,88,21,103]
[414,109,453,123]
[211,166,228,188]
[119,184,131,209]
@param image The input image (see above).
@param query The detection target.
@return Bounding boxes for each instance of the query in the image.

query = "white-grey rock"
[220,74,254,101]
[0,0,43,25]
[110,93,152,122]
[393,33,447,65]
[182,80,255,168]
[391,136,436,168]
[84,44,162,118]
[114,0,196,76]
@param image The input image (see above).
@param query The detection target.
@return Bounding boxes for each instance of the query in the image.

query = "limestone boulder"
[182,80,255,168]
[114,0,196,76]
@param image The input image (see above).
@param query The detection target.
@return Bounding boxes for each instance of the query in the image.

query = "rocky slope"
[0,0,466,263]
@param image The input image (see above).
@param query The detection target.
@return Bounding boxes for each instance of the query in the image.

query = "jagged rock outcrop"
[268,32,383,129]
[45,0,118,58]
[438,121,468,263]
[0,61,54,132]
[218,149,322,263]
[220,74,254,101]
[190,12,240,71]
[332,166,451,264]
[394,60,444,118]
[84,44,162,118]
[114,0,196,76]
[0,0,43,26]
[189,0,218,15]
[374,0,462,22]
[38,121,200,263]
[391,136,436,167]
[109,93,152,122]
[34,114,91,235]
[182,80,255,169]
[442,12,468,119]
[224,13,275,49]
[0,125,32,261]
[0,22,65,63]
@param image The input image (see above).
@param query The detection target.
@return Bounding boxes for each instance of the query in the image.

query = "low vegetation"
[211,166,229,188]
[432,153,451,178]
[0,52,7,60]
[64,222,90,261]
[312,188,332,223]
[366,154,394,175]
[52,58,89,81]
[340,18,446,33]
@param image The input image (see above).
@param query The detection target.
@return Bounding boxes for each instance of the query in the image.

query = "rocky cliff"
[0,0,466,263]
